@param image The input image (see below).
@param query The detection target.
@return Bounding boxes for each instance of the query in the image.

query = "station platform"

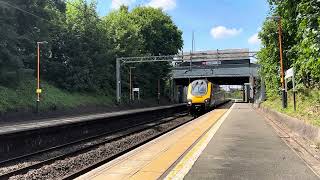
[0,104,183,135]
[77,103,319,180]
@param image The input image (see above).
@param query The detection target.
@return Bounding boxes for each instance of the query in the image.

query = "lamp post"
[129,67,136,101]
[268,16,287,108]
[36,41,48,113]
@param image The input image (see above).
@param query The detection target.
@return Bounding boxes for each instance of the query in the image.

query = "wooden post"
[278,17,287,108]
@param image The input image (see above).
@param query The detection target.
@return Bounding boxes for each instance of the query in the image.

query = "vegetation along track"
[0,113,192,180]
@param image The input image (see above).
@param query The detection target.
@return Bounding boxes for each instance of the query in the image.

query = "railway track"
[0,112,192,180]
[62,114,194,180]
[0,104,187,162]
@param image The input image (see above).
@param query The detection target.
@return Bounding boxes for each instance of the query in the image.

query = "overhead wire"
[0,0,103,27]
[0,0,53,24]
[0,0,145,24]
[0,0,103,48]
[0,0,75,31]
[0,0,61,39]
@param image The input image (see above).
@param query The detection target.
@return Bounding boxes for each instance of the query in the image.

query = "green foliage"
[0,80,112,113]
[294,0,320,87]
[43,0,113,93]
[258,0,320,96]
[258,20,281,96]
[224,90,242,100]
[0,1,183,112]
[130,7,183,55]
[102,6,143,57]
[101,6,183,98]
[129,7,182,97]
[262,89,320,126]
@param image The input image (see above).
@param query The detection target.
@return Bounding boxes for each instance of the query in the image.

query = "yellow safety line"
[129,107,231,179]
[165,104,234,180]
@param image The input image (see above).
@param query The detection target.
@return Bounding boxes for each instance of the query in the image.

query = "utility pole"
[36,41,48,113]
[116,58,121,104]
[192,31,195,53]
[277,17,287,108]
[268,16,287,108]
[190,31,195,70]
[129,66,135,101]
[189,31,195,83]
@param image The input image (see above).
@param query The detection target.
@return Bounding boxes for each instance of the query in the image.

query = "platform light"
[36,41,48,113]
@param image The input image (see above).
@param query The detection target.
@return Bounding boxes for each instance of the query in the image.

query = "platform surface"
[77,103,319,180]
[0,104,183,135]
[76,104,230,180]
[183,103,318,180]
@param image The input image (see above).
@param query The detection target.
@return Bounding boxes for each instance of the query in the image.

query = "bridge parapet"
[173,63,259,79]
[179,49,251,61]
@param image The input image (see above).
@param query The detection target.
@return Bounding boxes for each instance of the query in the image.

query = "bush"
[0,80,113,113]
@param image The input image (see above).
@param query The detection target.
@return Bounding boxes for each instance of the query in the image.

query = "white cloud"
[248,33,261,45]
[111,0,135,9]
[210,26,242,39]
[146,0,176,11]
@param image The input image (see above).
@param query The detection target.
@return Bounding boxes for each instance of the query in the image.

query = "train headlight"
[204,99,210,104]
[187,99,192,106]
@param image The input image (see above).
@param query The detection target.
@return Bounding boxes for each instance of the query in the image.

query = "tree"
[257,19,282,96]
[130,7,183,56]
[0,0,65,86]
[130,7,183,98]
[102,6,183,99]
[102,6,144,58]
[0,1,22,85]
[258,0,320,96]
[0,1,183,100]
[44,0,114,93]
[294,0,320,87]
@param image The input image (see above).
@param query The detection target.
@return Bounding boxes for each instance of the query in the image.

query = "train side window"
[211,84,214,96]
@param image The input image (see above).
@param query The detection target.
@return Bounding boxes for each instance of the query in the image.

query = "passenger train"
[187,79,226,117]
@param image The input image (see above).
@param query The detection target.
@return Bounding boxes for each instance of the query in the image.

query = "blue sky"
[94,0,269,52]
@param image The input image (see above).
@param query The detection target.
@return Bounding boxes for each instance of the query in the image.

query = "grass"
[262,89,320,126]
[0,80,113,113]
[225,90,243,99]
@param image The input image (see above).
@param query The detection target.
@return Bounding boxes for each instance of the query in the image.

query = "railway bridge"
[171,49,259,102]
[116,49,259,103]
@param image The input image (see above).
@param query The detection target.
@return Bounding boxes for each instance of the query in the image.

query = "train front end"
[187,80,211,117]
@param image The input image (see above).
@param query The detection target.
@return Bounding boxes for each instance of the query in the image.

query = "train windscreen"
[191,80,207,96]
